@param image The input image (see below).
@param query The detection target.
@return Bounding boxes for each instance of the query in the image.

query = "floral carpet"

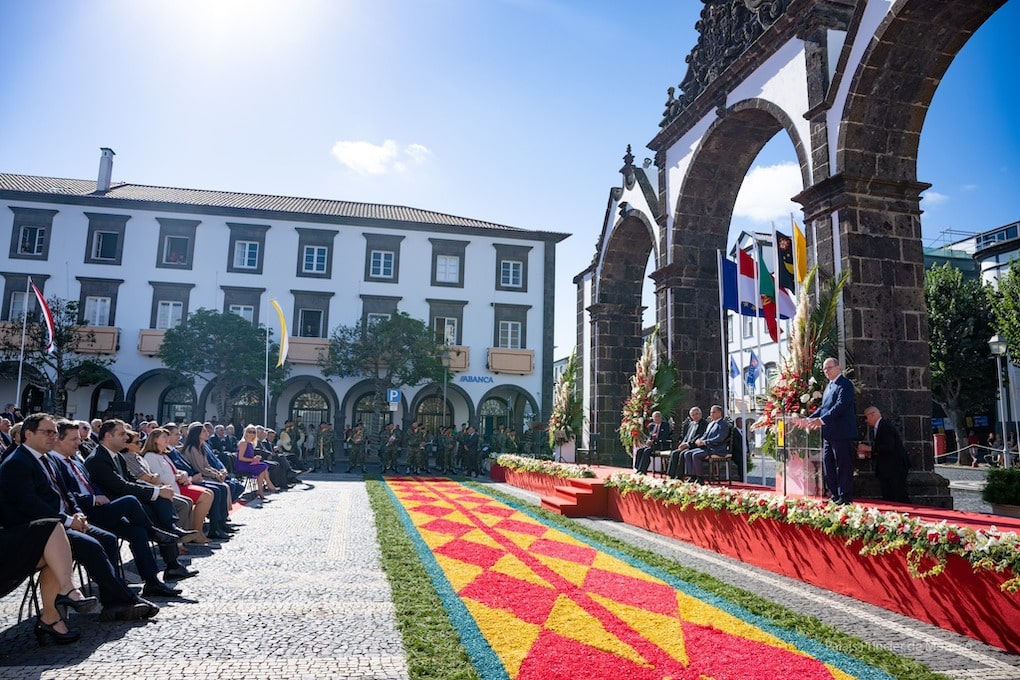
[384,477,894,680]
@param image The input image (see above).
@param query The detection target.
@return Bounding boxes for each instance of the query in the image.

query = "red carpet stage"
[494,463,1020,654]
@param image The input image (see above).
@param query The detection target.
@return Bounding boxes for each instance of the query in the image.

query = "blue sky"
[1,0,1017,356]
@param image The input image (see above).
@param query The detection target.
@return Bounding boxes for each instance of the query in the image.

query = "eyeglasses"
[36,429,58,436]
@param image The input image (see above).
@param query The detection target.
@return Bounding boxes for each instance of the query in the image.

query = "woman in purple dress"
[235,425,278,500]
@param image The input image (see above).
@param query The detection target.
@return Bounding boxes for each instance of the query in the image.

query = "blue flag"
[720,258,738,313]
[730,357,740,379]
[746,351,760,386]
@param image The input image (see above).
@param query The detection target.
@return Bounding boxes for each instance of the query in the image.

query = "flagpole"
[15,277,31,409]
[263,296,270,426]
[717,251,730,415]
[754,238,766,485]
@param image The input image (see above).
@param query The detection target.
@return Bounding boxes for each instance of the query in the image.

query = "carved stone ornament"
[661,0,792,127]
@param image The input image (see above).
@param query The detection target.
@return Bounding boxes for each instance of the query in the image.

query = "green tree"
[157,308,288,422]
[925,263,997,447]
[990,256,1020,367]
[0,297,114,417]
[320,312,447,423]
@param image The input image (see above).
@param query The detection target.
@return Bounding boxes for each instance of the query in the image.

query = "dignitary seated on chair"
[682,405,731,483]
[634,411,672,475]
[1,413,159,621]
[666,407,707,479]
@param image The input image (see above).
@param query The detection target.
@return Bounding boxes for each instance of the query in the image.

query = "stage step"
[540,478,607,517]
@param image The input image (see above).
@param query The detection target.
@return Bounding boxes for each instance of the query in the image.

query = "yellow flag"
[792,220,807,284]
[270,299,288,367]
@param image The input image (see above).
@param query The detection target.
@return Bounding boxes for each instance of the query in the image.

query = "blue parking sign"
[386,388,400,403]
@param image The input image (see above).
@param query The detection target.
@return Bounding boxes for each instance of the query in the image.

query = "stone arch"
[407,381,475,430]
[74,366,125,420]
[668,100,809,411]
[157,383,197,424]
[588,210,659,464]
[339,379,408,426]
[198,378,265,427]
[807,0,1008,480]
[476,385,540,439]
[270,375,339,429]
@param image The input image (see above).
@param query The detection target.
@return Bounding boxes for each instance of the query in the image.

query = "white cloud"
[922,190,949,206]
[330,139,431,175]
[961,183,978,192]
[732,162,802,223]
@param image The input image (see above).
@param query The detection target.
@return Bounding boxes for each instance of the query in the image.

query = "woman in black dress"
[1,518,97,644]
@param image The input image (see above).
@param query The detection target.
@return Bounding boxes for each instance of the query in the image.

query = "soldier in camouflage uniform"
[316,422,335,473]
[405,421,427,474]
[346,422,366,473]
[381,423,401,474]
[435,426,453,474]
[490,425,507,455]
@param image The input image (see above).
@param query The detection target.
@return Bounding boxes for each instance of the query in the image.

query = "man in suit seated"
[634,411,671,475]
[85,419,199,581]
[51,419,185,597]
[0,413,158,620]
[666,407,707,478]
[682,405,731,483]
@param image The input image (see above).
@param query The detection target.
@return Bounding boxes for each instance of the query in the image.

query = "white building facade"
[0,150,567,437]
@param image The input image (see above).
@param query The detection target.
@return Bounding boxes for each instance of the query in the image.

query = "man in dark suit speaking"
[798,357,857,504]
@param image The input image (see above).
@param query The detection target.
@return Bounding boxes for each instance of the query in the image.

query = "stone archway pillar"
[587,302,644,466]
[796,174,951,508]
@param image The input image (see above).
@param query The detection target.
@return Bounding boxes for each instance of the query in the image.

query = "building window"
[302,246,328,274]
[155,217,199,270]
[427,298,467,345]
[234,241,259,269]
[9,207,57,261]
[82,296,111,326]
[370,250,394,278]
[9,291,29,321]
[221,285,264,325]
[156,301,184,330]
[148,281,193,330]
[367,312,391,326]
[493,243,531,292]
[360,294,401,327]
[296,228,338,279]
[76,277,122,327]
[298,309,323,338]
[84,213,129,265]
[429,238,468,288]
[291,289,334,339]
[92,231,120,261]
[742,315,754,339]
[492,303,529,349]
[500,260,523,288]
[363,233,405,283]
[498,321,522,349]
[229,304,255,323]
[159,385,195,424]
[226,223,269,274]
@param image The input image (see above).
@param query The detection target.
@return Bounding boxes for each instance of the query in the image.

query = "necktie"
[39,455,72,514]
[66,459,94,494]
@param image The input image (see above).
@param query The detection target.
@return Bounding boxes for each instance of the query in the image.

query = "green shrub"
[981,466,1020,505]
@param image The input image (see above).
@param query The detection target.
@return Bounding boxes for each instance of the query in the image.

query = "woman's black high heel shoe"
[55,591,99,616]
[34,617,81,646]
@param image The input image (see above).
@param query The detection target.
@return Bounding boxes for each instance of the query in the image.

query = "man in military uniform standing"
[316,422,335,473]
[381,423,401,474]
[346,422,366,473]
[405,422,427,474]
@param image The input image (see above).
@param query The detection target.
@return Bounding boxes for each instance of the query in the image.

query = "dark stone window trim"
[84,212,130,266]
[1,272,50,321]
[491,303,531,348]
[429,238,468,288]
[359,294,401,328]
[76,277,124,327]
[221,286,266,325]
[493,243,532,292]
[155,217,200,270]
[148,281,195,329]
[291,289,335,338]
[296,227,339,279]
[226,223,270,274]
[8,207,57,261]
[426,298,468,344]
[363,233,405,284]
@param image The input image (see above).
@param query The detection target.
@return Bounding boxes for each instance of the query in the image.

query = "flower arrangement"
[619,328,684,452]
[495,453,596,479]
[547,350,582,449]
[753,266,849,436]
[604,472,1020,592]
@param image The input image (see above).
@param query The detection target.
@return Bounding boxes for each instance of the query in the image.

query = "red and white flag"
[30,280,55,353]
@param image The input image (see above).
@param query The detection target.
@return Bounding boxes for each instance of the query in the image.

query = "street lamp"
[442,349,450,429]
[989,334,1011,468]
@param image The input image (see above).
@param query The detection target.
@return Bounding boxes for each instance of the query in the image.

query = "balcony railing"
[73,326,119,354]
[287,337,330,365]
[138,329,166,356]
[487,347,534,375]
[444,345,469,372]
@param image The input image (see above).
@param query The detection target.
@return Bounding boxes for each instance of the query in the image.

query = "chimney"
[97,147,115,192]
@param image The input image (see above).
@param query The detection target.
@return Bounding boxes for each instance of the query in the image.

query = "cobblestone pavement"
[0,476,408,680]
[3,468,1013,680]
[486,480,1020,680]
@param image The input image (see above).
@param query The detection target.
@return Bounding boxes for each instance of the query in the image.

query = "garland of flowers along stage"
[604,473,1020,593]
[384,475,896,679]
[496,454,596,479]
[619,328,685,453]
[547,350,582,450]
